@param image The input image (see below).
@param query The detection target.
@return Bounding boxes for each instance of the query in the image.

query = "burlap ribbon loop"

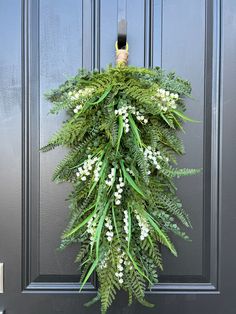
[115,41,129,66]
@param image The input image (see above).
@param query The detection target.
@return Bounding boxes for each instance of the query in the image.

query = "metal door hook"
[118,19,127,49]
[117,0,127,49]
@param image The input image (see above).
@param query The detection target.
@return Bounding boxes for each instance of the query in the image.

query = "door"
[1,0,236,313]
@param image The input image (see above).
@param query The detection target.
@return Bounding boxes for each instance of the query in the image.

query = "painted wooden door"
[1,0,236,313]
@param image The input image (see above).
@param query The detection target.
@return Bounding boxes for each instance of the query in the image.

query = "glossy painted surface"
[0,0,236,313]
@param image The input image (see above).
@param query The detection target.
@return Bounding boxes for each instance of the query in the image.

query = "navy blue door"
[1,0,236,313]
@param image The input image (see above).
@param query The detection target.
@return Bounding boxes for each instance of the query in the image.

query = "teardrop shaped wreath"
[41,45,200,313]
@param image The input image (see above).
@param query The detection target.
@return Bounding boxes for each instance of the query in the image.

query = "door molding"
[21,0,221,294]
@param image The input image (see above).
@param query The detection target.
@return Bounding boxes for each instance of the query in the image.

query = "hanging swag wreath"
[41,45,200,313]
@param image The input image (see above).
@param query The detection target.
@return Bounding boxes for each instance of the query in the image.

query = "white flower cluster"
[123,210,129,241]
[87,214,97,244]
[143,146,162,171]
[124,259,133,271]
[126,167,134,176]
[115,106,130,133]
[115,105,148,133]
[135,110,148,124]
[73,104,82,113]
[115,251,125,284]
[114,177,125,205]
[100,254,108,269]
[76,155,99,181]
[105,167,116,186]
[151,88,179,112]
[68,87,94,101]
[135,211,149,240]
[68,88,94,113]
[105,216,114,242]
[94,161,103,182]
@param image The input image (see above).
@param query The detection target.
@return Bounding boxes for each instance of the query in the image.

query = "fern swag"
[41,62,199,313]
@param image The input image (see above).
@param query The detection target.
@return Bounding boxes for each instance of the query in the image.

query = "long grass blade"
[172,109,201,123]
[120,160,145,198]
[62,209,95,238]
[126,251,152,284]
[116,116,123,153]
[143,211,177,256]
[79,259,98,291]
[88,85,112,105]
[128,114,143,146]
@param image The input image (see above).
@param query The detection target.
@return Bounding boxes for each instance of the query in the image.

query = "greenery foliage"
[41,64,200,313]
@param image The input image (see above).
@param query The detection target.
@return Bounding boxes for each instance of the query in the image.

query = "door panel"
[39,0,83,276]
[1,0,236,313]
